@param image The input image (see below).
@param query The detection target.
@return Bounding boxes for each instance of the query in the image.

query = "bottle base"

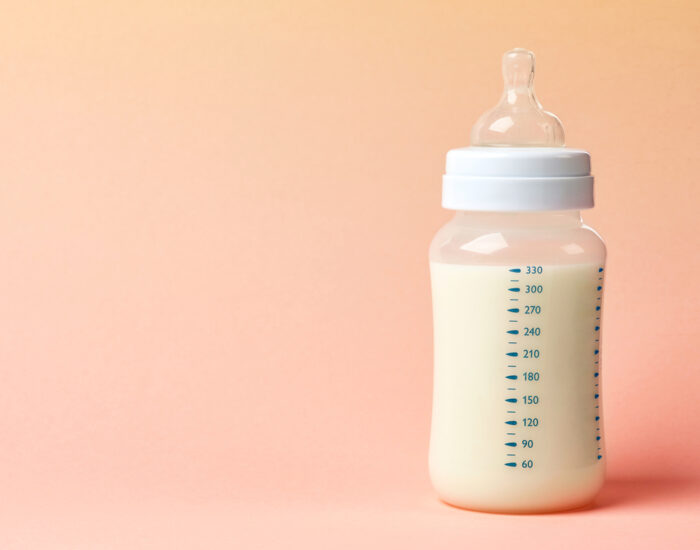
[437,494,598,515]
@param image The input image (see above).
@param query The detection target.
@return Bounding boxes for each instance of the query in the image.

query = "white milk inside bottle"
[429,49,606,513]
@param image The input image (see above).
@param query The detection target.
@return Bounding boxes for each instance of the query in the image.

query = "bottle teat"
[471,49,565,147]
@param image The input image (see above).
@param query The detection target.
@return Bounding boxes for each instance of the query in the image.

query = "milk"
[429,261,605,513]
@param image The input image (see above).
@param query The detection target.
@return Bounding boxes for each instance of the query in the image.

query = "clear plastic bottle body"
[429,211,606,513]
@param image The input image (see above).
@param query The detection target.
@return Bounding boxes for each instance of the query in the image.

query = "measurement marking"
[507,364,517,368]
[595,339,599,342]
[505,442,517,447]
[598,455,602,460]
[596,436,601,440]
[506,453,515,456]
[594,372,599,377]
[597,297,601,301]
[510,279,519,282]
[595,405,599,408]
[509,320,518,323]
[507,308,519,313]
[506,432,515,435]
[595,360,599,364]
[508,341,517,344]
[507,410,516,413]
[598,277,603,280]
[509,268,521,273]
[597,286,602,291]
[510,298,519,302]
[595,416,600,421]
[595,383,599,387]
[595,394,599,399]
[505,462,517,467]
[599,268,604,272]
[505,420,517,425]
[507,329,519,335]
[596,427,600,431]
[594,350,599,355]
[506,375,517,380]
[505,398,517,403]
[508,287,520,292]
[506,352,518,357]
[507,387,516,390]
[595,326,600,331]
[596,306,600,311]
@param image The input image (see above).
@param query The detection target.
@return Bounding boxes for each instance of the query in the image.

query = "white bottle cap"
[442,147,594,211]
[442,49,594,212]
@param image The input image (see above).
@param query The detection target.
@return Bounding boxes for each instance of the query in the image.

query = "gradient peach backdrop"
[0,1,698,548]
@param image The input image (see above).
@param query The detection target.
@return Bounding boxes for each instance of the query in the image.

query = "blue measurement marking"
[595,416,600,421]
[594,372,599,377]
[594,350,599,355]
[595,394,599,399]
[505,420,517,425]
[509,268,521,273]
[506,352,518,357]
[599,268,604,272]
[508,341,517,345]
[505,398,517,403]
[507,410,516,413]
[596,306,600,311]
[507,330,519,335]
[507,453,515,456]
[595,326,600,331]
[509,287,520,292]
[506,432,515,435]
[505,442,517,447]
[597,286,602,291]
[506,375,517,380]
[598,455,602,460]
[507,308,519,313]
[507,387,516,390]
[510,298,519,302]
[510,279,519,282]
[596,436,601,440]
[505,462,517,467]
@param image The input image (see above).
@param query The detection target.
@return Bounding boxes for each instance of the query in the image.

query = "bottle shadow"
[588,476,700,512]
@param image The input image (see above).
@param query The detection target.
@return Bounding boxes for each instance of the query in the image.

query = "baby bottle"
[429,49,606,513]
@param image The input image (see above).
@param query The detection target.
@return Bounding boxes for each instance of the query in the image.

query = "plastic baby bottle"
[429,49,606,513]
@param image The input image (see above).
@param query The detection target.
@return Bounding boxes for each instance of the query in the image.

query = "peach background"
[0,1,698,548]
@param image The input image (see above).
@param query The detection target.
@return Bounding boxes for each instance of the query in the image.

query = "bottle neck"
[453,210,582,230]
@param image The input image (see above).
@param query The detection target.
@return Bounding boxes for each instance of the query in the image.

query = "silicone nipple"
[471,49,565,147]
